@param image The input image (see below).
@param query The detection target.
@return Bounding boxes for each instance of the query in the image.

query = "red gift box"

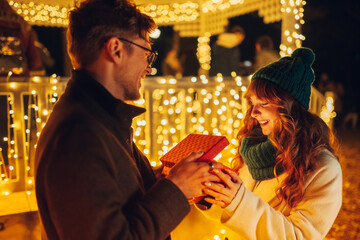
[160,134,230,175]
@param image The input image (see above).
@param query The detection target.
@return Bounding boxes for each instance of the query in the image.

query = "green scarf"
[240,129,284,180]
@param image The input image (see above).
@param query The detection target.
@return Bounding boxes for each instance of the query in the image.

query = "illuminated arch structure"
[9,0,305,70]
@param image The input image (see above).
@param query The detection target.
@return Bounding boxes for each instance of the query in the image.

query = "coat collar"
[70,69,146,121]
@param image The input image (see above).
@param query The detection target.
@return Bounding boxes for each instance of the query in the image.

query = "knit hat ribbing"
[251,47,315,110]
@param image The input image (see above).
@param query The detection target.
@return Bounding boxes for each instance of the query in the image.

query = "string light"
[138,2,200,25]
[9,1,70,27]
[0,75,65,193]
[131,74,251,166]
[197,32,211,71]
[280,0,306,56]
[320,95,336,126]
[9,0,304,75]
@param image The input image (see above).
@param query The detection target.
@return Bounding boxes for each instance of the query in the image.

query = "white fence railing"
[0,75,331,198]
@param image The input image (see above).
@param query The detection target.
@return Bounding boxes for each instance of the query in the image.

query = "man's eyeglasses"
[118,38,158,68]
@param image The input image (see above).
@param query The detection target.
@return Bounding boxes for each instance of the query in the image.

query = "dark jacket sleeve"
[36,124,190,240]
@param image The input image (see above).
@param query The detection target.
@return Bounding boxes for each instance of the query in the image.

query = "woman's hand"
[167,152,223,201]
[203,168,242,208]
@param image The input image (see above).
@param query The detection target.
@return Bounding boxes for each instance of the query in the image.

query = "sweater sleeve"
[219,154,342,240]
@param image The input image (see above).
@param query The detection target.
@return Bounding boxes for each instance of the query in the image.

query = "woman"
[201,48,342,239]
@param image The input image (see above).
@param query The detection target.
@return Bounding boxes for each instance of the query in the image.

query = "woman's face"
[248,94,279,136]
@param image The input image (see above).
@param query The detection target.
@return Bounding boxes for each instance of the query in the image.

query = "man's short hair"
[67,0,156,69]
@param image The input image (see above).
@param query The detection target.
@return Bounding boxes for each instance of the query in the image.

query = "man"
[253,35,279,72]
[35,0,222,239]
[209,25,245,77]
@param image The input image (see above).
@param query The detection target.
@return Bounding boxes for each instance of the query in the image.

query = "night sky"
[302,0,360,114]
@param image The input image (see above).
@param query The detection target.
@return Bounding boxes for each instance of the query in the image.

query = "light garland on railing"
[0,75,333,214]
[0,94,17,186]
[23,91,38,179]
[0,74,64,196]
[320,95,336,126]
[279,0,306,56]
[7,94,16,181]
[197,33,212,71]
[131,75,248,168]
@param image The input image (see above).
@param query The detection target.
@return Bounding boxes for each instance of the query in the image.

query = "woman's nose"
[251,105,260,118]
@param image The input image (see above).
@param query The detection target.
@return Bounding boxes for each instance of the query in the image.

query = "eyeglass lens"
[117,37,157,67]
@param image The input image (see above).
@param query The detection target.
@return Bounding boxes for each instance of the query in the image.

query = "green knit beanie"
[251,47,315,110]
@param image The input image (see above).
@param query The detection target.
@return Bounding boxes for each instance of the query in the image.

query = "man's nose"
[145,66,152,75]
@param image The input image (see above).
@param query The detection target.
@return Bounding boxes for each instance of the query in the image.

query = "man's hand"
[166,152,223,200]
[152,164,164,179]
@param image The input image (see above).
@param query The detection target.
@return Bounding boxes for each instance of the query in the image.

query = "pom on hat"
[292,48,315,66]
[251,47,315,110]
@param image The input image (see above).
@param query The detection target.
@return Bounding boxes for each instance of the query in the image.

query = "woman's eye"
[261,103,269,106]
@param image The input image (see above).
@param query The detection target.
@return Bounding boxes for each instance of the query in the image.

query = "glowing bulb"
[150,28,161,39]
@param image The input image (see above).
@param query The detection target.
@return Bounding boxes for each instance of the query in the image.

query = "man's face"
[117,36,152,101]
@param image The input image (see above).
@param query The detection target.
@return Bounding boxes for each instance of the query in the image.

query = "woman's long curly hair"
[234,78,339,208]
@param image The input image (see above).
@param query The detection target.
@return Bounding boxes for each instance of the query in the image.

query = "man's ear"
[105,37,123,63]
